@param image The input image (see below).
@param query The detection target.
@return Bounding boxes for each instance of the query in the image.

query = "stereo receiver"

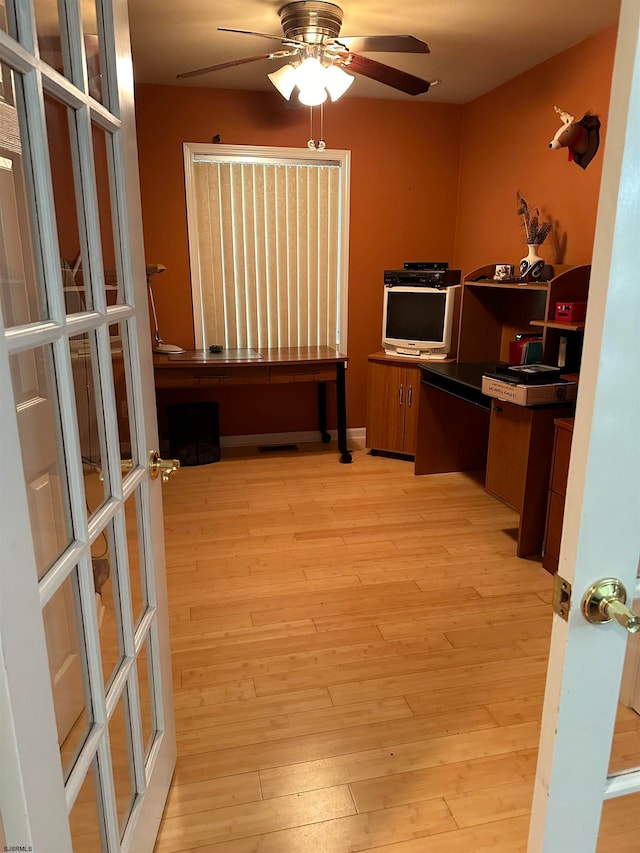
[384,269,461,287]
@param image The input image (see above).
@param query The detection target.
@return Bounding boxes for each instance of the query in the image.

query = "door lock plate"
[552,574,572,621]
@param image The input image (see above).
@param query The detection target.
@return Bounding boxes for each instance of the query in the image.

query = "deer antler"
[554,105,575,125]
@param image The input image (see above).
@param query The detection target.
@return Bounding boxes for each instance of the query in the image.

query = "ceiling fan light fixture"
[296,56,326,89]
[267,63,298,99]
[324,64,354,101]
[298,84,327,106]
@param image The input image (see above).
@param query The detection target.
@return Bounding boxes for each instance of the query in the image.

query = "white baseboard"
[221,427,366,449]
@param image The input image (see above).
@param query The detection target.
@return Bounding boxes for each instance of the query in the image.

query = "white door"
[529,2,640,850]
[0,0,176,849]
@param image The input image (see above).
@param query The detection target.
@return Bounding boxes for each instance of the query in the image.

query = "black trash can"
[167,401,221,466]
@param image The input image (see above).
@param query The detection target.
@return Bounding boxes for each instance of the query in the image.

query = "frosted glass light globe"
[296,57,325,88]
[324,65,354,101]
[267,64,298,100]
[298,85,327,106]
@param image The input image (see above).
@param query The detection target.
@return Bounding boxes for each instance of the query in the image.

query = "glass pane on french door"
[610,619,640,779]
[69,761,106,851]
[601,576,640,849]
[0,0,173,848]
[598,792,640,851]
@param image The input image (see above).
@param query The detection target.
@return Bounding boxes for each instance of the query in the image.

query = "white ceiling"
[128,0,620,104]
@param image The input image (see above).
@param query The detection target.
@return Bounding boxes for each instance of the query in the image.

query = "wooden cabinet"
[366,353,421,455]
[485,399,571,558]
[542,417,574,574]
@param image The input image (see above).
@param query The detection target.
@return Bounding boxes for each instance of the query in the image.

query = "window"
[184,144,350,351]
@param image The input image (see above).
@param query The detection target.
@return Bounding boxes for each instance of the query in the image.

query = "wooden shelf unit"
[458,264,590,367]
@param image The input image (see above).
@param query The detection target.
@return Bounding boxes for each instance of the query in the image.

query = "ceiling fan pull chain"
[307,105,316,150]
[318,102,326,151]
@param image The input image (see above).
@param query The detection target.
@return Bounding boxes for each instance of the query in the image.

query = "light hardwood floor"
[153,439,639,852]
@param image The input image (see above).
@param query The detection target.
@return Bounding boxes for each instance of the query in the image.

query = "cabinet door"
[366,362,406,453]
[485,401,533,511]
[403,367,421,454]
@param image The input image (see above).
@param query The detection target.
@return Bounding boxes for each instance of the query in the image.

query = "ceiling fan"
[177,0,433,101]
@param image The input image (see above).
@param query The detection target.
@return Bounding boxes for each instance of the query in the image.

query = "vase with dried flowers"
[516,190,551,282]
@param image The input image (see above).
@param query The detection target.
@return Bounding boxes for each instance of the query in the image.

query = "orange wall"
[135,86,463,434]
[135,24,617,436]
[453,26,617,273]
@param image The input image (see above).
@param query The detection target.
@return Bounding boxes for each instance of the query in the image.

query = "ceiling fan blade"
[334,35,429,54]
[177,53,283,79]
[340,53,430,96]
[218,27,305,47]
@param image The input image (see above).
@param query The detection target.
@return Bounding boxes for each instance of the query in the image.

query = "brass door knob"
[149,450,180,482]
[582,578,640,634]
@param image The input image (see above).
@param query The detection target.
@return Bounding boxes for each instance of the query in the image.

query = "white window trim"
[183,143,351,353]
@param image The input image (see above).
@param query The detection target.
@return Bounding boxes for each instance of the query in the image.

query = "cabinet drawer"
[154,368,198,388]
[550,424,573,496]
[270,365,336,383]
[154,367,269,387]
[201,367,269,386]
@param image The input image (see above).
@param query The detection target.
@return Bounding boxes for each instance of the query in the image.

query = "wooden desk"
[153,346,352,463]
[415,362,574,558]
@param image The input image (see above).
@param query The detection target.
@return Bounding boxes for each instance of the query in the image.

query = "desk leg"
[336,362,352,464]
[317,382,331,443]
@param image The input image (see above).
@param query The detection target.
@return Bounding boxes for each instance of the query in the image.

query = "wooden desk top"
[368,351,456,367]
[419,360,501,391]
[154,346,348,370]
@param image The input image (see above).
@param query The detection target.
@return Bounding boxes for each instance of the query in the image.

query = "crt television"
[382,285,460,359]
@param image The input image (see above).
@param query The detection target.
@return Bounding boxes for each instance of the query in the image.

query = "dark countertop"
[419,361,505,409]
[420,361,504,391]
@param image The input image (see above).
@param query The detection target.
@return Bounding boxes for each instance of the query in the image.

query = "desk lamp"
[146,264,185,354]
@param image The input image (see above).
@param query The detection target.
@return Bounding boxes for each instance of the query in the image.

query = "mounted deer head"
[548,106,601,170]
[549,107,578,150]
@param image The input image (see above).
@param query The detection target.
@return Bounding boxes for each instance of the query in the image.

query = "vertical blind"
[191,158,342,349]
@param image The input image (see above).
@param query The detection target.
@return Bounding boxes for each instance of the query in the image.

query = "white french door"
[0,0,175,850]
[530,1,640,850]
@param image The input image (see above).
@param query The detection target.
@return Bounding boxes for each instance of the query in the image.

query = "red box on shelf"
[555,302,587,323]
